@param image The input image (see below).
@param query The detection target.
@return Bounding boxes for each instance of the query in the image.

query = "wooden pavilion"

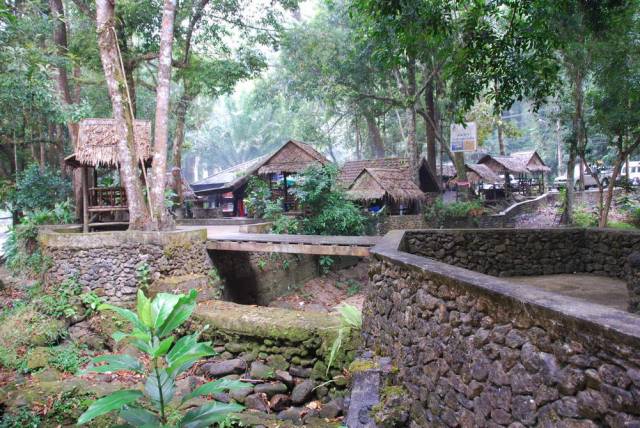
[64,118,152,232]
[345,167,426,214]
[478,150,550,195]
[256,140,329,212]
[339,157,441,193]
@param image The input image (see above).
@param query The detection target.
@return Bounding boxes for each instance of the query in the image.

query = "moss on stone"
[348,359,377,373]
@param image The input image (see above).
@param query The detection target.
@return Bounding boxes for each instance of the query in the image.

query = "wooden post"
[82,166,89,233]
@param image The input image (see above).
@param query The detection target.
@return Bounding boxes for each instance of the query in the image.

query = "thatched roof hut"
[478,151,550,175]
[192,154,270,194]
[346,168,425,204]
[65,118,152,169]
[257,140,328,175]
[511,151,551,173]
[339,158,411,188]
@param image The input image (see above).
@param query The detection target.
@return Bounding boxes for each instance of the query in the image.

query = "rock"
[68,322,104,350]
[291,379,315,404]
[269,393,291,412]
[277,406,305,424]
[266,354,289,371]
[201,359,247,377]
[244,393,269,412]
[26,347,50,370]
[250,361,275,380]
[254,382,288,397]
[289,365,311,378]
[229,386,253,403]
[275,369,293,385]
[319,399,342,418]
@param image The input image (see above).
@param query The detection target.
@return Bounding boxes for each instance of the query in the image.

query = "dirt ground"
[268,259,368,313]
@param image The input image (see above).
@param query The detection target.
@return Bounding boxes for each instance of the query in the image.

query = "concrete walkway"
[506,274,628,311]
[178,224,241,237]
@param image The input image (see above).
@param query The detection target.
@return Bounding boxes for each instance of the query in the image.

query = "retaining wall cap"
[38,228,207,249]
[372,229,640,348]
[194,300,341,342]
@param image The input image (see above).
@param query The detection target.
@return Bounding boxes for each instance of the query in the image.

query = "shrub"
[78,290,248,427]
[294,165,365,236]
[573,205,598,227]
[48,343,89,373]
[264,198,299,234]
[244,176,271,218]
[424,197,484,226]
[3,163,71,213]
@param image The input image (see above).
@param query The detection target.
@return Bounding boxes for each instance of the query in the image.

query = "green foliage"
[617,194,640,227]
[0,407,41,428]
[424,197,484,226]
[327,304,362,375]
[338,279,362,297]
[3,201,74,276]
[48,343,89,373]
[294,165,365,236]
[319,256,334,275]
[136,262,152,288]
[4,164,72,214]
[244,176,271,218]
[264,199,299,234]
[572,205,598,228]
[78,290,248,427]
[36,276,87,319]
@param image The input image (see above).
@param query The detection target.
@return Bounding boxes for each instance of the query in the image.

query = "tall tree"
[95,0,150,230]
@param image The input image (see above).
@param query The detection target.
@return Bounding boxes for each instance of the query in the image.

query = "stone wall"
[209,250,319,305]
[40,229,211,303]
[362,230,640,426]
[405,228,640,279]
[190,300,357,422]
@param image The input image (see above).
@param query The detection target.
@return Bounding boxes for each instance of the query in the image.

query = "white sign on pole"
[450,122,477,152]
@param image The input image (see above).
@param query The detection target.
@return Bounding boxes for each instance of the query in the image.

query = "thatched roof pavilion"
[477,150,550,175]
[511,151,551,173]
[346,168,425,204]
[460,163,500,184]
[64,118,152,169]
[339,157,441,193]
[257,140,328,175]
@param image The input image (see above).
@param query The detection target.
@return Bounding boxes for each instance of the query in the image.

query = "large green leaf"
[181,379,251,404]
[99,304,145,331]
[119,406,159,426]
[155,289,198,337]
[137,290,153,328]
[152,336,175,358]
[86,354,144,374]
[151,293,181,331]
[76,390,143,425]
[165,336,215,377]
[145,368,176,407]
[179,402,243,428]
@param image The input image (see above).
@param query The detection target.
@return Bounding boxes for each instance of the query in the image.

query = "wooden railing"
[89,187,128,211]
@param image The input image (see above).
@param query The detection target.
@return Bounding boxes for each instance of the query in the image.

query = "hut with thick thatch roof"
[346,167,428,215]
[257,140,329,213]
[339,157,441,193]
[478,150,550,195]
[64,118,152,231]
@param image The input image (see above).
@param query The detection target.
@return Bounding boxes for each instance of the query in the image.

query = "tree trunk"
[171,92,193,169]
[564,70,584,224]
[149,0,177,230]
[406,58,419,184]
[497,120,505,155]
[49,0,83,219]
[600,156,624,227]
[425,79,437,174]
[364,111,385,158]
[354,117,362,160]
[96,0,149,230]
[556,119,562,175]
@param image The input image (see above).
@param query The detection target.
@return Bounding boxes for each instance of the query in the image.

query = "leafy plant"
[339,279,361,297]
[326,304,362,375]
[36,276,83,319]
[319,255,334,275]
[264,198,299,234]
[257,258,267,271]
[294,165,365,236]
[0,407,41,428]
[573,205,598,227]
[244,176,271,218]
[48,343,89,373]
[77,290,248,427]
[136,263,152,288]
[424,197,484,226]
[2,163,71,214]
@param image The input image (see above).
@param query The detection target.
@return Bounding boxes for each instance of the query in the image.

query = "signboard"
[450,122,477,152]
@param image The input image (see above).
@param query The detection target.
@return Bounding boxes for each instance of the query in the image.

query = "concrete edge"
[370,229,640,348]
[38,227,208,249]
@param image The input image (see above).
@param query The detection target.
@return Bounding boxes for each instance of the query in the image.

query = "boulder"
[201,359,247,377]
[291,379,315,404]
[245,393,269,412]
[250,361,275,380]
[254,382,288,397]
[270,394,292,412]
[26,347,50,370]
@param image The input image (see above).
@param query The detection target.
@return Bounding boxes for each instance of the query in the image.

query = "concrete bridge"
[206,233,380,257]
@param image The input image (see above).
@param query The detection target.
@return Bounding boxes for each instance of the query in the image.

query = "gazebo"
[345,167,426,215]
[64,118,152,232]
[478,150,550,195]
[256,140,329,212]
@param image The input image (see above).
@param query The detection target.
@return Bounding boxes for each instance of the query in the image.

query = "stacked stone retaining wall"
[39,229,211,303]
[363,230,640,426]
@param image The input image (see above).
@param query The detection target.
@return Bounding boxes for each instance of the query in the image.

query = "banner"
[450,122,477,152]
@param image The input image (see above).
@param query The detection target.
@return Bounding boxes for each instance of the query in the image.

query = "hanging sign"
[450,122,477,152]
